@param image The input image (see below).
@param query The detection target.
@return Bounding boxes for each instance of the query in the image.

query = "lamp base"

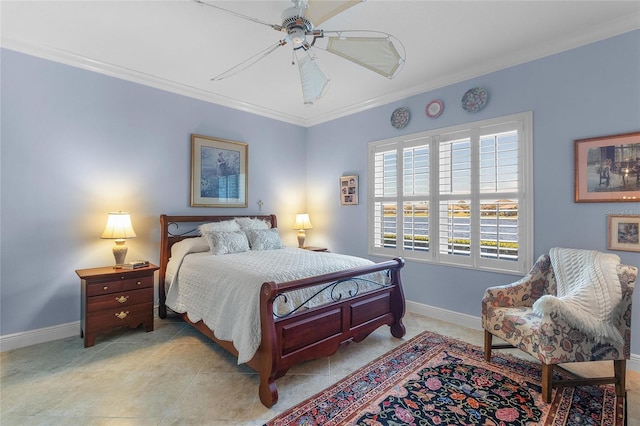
[112,240,128,268]
[297,230,306,248]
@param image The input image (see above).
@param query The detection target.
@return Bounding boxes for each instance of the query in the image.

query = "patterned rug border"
[266,330,625,426]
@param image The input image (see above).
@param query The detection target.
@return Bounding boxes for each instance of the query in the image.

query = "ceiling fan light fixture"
[288,27,308,48]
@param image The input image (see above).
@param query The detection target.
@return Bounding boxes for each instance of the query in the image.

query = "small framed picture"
[340,175,358,205]
[608,215,640,252]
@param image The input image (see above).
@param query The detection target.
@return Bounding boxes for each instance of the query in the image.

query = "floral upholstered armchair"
[482,250,636,403]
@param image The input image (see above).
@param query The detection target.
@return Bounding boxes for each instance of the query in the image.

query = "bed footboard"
[255,257,405,408]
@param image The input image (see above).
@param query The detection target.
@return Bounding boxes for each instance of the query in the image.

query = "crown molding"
[1,39,310,127]
[2,17,638,128]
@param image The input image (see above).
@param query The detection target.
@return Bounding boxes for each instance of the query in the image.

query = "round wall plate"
[461,87,489,112]
[391,107,410,129]
[425,99,444,118]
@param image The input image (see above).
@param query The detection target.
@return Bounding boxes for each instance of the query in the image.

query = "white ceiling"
[2,1,639,126]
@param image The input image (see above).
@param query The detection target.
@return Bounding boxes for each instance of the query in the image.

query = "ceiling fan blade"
[325,34,405,78]
[211,40,286,81]
[194,0,283,31]
[305,0,363,26]
[295,50,329,104]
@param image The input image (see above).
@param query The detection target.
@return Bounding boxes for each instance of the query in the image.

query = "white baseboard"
[3,303,640,373]
[405,299,640,373]
[0,321,80,352]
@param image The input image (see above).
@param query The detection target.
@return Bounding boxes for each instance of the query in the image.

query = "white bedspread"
[165,243,387,364]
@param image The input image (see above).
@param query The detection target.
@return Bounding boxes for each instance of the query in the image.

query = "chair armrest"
[482,254,553,309]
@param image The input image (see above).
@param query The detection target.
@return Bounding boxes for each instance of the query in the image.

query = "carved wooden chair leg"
[614,359,626,397]
[541,363,554,403]
[484,330,493,362]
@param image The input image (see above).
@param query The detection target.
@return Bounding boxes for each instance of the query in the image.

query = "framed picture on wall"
[574,132,640,202]
[191,134,248,207]
[608,215,640,252]
[340,175,358,205]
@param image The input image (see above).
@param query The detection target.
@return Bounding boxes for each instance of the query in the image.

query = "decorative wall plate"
[425,99,444,118]
[461,87,489,112]
[391,107,410,129]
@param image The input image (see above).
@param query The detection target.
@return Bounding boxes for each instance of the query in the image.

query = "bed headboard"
[158,214,277,317]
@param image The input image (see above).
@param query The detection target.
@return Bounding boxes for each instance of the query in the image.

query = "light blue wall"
[1,49,307,335]
[306,30,640,351]
[2,31,639,353]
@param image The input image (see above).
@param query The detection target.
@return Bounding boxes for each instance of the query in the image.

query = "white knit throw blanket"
[532,247,623,343]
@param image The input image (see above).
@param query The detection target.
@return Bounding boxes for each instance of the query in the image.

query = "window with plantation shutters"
[368,112,533,274]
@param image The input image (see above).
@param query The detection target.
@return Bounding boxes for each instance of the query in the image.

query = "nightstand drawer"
[86,275,153,296]
[86,302,153,329]
[86,287,153,313]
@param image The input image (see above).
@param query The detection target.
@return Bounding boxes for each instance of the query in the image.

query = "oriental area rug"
[266,331,625,426]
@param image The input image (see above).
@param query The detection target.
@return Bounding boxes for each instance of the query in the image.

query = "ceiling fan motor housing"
[282,6,313,49]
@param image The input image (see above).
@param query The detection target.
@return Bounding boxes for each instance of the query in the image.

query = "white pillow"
[245,228,284,251]
[199,219,240,235]
[235,217,270,230]
[170,237,210,257]
[202,231,250,255]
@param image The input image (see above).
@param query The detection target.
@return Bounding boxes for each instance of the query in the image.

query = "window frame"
[367,111,533,275]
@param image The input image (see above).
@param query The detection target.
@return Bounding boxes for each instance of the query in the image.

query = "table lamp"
[101,212,137,268]
[293,213,313,248]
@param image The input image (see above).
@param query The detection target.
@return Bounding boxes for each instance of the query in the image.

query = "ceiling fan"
[194,0,406,104]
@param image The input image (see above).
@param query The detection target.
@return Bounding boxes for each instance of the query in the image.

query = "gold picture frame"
[191,134,248,207]
[608,215,640,252]
[574,132,640,202]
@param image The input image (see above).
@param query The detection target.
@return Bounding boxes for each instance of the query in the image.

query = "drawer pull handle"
[115,296,129,304]
[136,281,142,285]
[115,311,129,320]
[103,286,109,291]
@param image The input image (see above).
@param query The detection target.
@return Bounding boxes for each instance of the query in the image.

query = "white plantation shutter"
[437,132,472,265]
[478,128,520,265]
[368,112,533,274]
[402,138,430,252]
[371,143,399,255]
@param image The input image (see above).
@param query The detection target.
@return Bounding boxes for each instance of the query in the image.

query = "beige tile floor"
[1,311,638,425]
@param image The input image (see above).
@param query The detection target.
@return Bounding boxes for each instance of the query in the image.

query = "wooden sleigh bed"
[158,214,406,408]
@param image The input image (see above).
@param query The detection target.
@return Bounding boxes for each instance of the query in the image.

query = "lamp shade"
[293,213,313,230]
[101,212,137,240]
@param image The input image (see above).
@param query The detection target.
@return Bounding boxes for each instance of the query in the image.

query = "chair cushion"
[485,305,627,365]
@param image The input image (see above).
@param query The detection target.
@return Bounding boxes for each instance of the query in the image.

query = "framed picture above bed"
[191,134,248,207]
[574,132,640,203]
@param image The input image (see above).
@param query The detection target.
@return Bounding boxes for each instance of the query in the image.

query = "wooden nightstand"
[303,246,328,252]
[76,264,159,347]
